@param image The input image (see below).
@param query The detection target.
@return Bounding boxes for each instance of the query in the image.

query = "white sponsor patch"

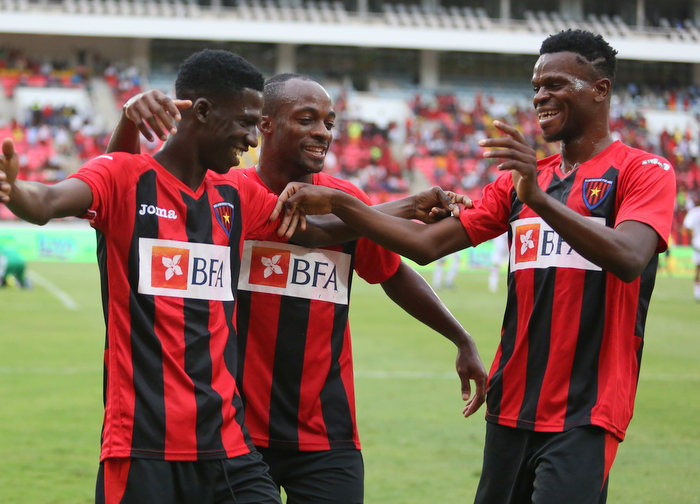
[509,217,604,272]
[138,238,233,301]
[238,240,351,304]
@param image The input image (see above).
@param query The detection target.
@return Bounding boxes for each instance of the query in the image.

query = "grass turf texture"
[0,262,698,503]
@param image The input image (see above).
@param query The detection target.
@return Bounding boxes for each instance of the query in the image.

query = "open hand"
[479,120,542,206]
[0,138,18,203]
[123,90,192,142]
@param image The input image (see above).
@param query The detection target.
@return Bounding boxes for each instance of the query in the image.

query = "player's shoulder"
[314,172,366,199]
[613,142,673,173]
[536,152,561,170]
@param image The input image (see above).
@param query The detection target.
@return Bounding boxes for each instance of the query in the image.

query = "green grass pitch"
[0,261,698,503]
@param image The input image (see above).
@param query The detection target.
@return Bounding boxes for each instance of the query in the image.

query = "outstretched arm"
[380,261,486,418]
[480,121,660,282]
[290,186,472,248]
[0,138,92,225]
[276,184,474,264]
[106,90,192,154]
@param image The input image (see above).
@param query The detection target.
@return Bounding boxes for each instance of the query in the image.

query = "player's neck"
[256,161,313,195]
[154,143,206,191]
[560,129,614,173]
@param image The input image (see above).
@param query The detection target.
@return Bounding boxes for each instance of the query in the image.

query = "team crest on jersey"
[239,240,351,304]
[213,202,235,237]
[582,178,613,210]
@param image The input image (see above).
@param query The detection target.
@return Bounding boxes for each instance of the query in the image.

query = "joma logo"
[139,204,178,220]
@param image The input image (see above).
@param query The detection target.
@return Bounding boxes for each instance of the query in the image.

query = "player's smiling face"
[268,79,335,180]
[203,88,263,174]
[532,51,600,144]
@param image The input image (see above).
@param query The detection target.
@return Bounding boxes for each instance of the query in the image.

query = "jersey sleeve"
[459,171,513,246]
[616,155,676,253]
[235,172,284,240]
[317,174,401,284]
[67,153,133,231]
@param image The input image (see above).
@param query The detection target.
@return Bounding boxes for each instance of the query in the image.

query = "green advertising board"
[0,221,696,277]
[0,221,97,263]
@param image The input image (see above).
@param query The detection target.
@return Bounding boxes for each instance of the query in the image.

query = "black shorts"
[95,450,281,504]
[474,423,619,504]
[256,446,364,504]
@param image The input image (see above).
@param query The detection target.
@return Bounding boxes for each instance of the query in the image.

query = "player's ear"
[193,98,212,122]
[593,78,611,103]
[258,115,273,134]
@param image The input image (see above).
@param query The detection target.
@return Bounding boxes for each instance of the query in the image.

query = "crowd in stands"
[0,50,698,245]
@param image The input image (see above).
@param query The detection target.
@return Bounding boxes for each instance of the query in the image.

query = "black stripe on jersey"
[215,183,254,448]
[268,296,310,449]
[235,289,252,404]
[129,170,166,457]
[564,269,606,428]
[182,190,226,457]
[516,267,554,427]
[321,240,356,449]
[488,189,522,419]
[321,303,356,449]
[635,256,658,340]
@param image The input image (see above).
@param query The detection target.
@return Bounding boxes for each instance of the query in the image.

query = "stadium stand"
[1,0,700,243]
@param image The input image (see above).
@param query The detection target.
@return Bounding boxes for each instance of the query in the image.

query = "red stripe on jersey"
[242,291,281,446]
[208,299,249,458]
[156,297,198,457]
[338,324,359,448]
[535,271,585,429]
[498,268,535,425]
[297,300,335,450]
[591,278,643,439]
[102,227,137,460]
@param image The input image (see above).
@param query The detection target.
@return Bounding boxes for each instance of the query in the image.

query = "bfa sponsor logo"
[515,223,539,263]
[151,246,189,290]
[239,241,352,304]
[138,238,233,301]
[510,217,603,272]
[248,246,291,289]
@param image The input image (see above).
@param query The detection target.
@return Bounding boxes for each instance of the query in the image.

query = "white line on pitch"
[28,271,79,310]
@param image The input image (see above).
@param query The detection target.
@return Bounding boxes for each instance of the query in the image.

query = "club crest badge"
[582,178,613,210]
[213,202,234,237]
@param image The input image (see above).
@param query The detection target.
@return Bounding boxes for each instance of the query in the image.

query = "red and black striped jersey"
[460,141,675,441]
[235,167,401,451]
[69,153,280,461]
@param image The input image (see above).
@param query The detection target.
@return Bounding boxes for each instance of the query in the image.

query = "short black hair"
[263,73,317,115]
[175,49,264,101]
[540,29,618,83]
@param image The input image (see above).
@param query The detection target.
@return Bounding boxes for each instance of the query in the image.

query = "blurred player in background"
[0,244,31,288]
[683,192,700,301]
[276,30,676,504]
[432,251,461,290]
[109,73,486,504]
